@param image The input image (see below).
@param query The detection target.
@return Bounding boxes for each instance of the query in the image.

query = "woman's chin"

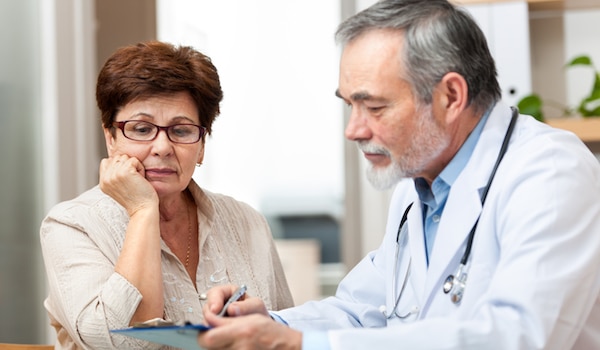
[152,183,187,199]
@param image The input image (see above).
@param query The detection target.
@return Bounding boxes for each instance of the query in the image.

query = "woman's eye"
[172,127,193,137]
[134,126,153,134]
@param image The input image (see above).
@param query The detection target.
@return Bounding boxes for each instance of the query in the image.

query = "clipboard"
[111,322,210,350]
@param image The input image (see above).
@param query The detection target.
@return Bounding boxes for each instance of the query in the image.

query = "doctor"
[199,0,600,349]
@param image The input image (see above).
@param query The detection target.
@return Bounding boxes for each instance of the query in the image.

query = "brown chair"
[0,344,53,350]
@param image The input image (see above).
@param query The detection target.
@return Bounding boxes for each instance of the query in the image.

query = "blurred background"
[1,0,599,344]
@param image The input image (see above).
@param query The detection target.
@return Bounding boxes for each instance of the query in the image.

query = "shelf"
[454,0,557,4]
[546,118,600,143]
[453,0,599,11]
[546,118,600,153]
[529,0,600,11]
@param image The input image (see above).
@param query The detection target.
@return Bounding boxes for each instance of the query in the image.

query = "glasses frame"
[113,120,206,144]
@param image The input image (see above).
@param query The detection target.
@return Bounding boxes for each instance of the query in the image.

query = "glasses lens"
[123,121,157,141]
[168,124,201,143]
[119,121,204,143]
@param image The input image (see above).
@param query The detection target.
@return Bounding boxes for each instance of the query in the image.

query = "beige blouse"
[40,180,293,349]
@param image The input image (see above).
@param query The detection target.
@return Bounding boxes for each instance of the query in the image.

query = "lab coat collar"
[418,101,515,313]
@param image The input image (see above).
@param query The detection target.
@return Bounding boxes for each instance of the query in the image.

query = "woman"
[40,41,293,349]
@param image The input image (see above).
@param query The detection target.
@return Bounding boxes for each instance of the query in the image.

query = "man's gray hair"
[336,0,501,113]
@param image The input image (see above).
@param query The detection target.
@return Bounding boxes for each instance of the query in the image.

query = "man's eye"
[367,106,384,112]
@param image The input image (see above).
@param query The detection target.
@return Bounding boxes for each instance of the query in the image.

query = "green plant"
[517,55,600,122]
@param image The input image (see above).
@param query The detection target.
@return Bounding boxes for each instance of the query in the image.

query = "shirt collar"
[414,104,494,206]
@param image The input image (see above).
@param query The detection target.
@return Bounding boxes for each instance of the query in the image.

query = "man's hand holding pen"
[217,285,247,317]
[199,284,302,350]
[203,284,270,318]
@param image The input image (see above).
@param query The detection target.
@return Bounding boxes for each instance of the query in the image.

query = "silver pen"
[217,284,247,317]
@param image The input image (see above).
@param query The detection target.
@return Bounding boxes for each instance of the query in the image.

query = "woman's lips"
[145,168,176,178]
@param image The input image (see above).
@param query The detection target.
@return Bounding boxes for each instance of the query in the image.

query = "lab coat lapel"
[421,102,513,308]
[423,171,484,298]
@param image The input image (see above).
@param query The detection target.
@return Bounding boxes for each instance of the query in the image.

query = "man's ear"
[435,72,469,124]
[103,127,116,157]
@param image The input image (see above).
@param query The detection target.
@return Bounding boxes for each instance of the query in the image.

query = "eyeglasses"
[113,120,206,144]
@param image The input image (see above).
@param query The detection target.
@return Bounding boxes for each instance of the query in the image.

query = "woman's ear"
[435,72,469,124]
[196,141,205,166]
[103,127,116,157]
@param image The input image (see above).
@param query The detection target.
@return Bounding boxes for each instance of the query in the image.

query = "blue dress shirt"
[414,108,491,265]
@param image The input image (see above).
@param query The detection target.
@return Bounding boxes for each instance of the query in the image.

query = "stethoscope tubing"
[461,107,519,265]
[386,203,414,319]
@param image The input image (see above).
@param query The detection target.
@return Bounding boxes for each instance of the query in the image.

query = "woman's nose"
[151,129,175,156]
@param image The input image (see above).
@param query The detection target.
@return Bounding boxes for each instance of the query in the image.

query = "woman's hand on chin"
[99,154,159,215]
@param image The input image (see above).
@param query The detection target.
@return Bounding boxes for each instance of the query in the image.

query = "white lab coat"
[275,102,600,349]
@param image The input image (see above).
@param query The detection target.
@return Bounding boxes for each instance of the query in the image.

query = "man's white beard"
[361,148,405,190]
[360,104,449,190]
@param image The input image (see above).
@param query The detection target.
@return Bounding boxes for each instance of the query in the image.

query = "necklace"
[184,201,193,268]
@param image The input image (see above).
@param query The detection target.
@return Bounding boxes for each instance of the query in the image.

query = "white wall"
[0,0,46,343]
[156,1,344,220]
[0,0,97,344]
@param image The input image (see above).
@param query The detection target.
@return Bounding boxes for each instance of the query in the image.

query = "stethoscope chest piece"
[442,275,454,294]
[443,272,466,304]
[442,263,467,305]
[443,264,467,304]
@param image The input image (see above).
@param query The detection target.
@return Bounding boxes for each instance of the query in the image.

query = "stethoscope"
[383,107,519,319]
